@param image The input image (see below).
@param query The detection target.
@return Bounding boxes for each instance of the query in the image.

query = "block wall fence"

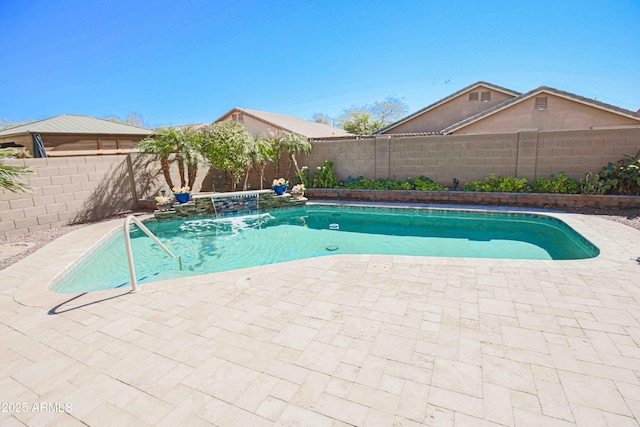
[0,154,197,240]
[302,127,640,186]
[1,127,639,239]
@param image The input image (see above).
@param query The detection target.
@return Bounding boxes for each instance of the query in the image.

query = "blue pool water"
[52,205,599,294]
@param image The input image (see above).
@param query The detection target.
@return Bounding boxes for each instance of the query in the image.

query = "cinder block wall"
[534,128,640,177]
[306,127,640,186]
[300,137,376,182]
[388,133,519,184]
[0,154,192,239]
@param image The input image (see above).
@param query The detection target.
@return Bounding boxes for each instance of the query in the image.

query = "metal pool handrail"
[123,215,179,293]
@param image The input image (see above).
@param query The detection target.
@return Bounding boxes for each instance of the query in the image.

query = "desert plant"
[139,127,203,190]
[281,133,311,181]
[12,148,32,159]
[249,135,278,190]
[463,175,529,192]
[579,171,614,195]
[598,149,640,195]
[0,148,31,193]
[137,129,178,189]
[173,126,203,189]
[531,173,579,194]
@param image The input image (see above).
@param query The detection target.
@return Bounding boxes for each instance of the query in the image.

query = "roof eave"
[376,81,520,134]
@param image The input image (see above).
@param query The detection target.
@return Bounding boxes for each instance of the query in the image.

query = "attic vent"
[232,113,244,123]
[480,91,491,102]
[535,97,548,110]
[469,92,479,101]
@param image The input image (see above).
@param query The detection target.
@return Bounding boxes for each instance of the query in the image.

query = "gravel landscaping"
[0,211,150,270]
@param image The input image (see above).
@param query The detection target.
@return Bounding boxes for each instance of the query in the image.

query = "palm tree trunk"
[286,158,293,182]
[242,167,250,191]
[274,151,281,178]
[160,159,174,189]
[187,163,198,189]
[177,157,186,187]
[256,163,266,189]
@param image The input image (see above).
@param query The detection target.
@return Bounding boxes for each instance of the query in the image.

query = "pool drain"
[326,245,339,251]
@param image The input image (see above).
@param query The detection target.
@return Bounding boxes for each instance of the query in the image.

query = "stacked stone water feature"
[153,189,306,221]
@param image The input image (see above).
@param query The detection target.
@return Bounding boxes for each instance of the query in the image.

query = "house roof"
[0,114,153,137]
[441,86,640,134]
[217,108,352,139]
[375,81,520,134]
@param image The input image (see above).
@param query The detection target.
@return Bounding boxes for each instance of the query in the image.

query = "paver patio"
[1,205,640,426]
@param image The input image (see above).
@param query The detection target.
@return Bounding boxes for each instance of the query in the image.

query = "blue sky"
[1,0,638,128]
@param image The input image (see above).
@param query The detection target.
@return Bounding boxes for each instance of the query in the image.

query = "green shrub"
[598,149,640,195]
[531,173,579,194]
[311,160,339,188]
[341,176,397,190]
[463,175,529,192]
[412,176,447,191]
[340,176,447,191]
[579,171,615,195]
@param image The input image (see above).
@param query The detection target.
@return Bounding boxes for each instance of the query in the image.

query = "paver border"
[3,202,637,310]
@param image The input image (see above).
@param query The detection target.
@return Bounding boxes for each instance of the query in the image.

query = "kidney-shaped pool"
[52,205,599,294]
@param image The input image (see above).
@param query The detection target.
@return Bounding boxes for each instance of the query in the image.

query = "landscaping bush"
[531,173,579,194]
[412,176,448,191]
[306,159,640,196]
[598,149,640,195]
[311,160,339,188]
[340,176,447,191]
[341,177,399,190]
[579,171,615,195]
[462,175,529,192]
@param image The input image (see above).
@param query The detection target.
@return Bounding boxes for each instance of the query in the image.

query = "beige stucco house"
[0,114,152,156]
[377,82,640,135]
[215,107,351,139]
[444,86,640,134]
[377,82,520,134]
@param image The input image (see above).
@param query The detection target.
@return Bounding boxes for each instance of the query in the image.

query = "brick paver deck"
[1,207,639,426]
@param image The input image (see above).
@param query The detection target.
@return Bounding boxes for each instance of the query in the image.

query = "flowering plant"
[291,184,305,193]
[272,178,289,187]
[172,186,190,194]
[155,195,173,205]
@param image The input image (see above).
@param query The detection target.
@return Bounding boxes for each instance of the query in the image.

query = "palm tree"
[137,129,177,189]
[281,133,311,181]
[267,131,286,178]
[248,135,278,190]
[0,148,31,193]
[174,126,203,189]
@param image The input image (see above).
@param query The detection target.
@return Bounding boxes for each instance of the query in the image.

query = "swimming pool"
[51,205,599,294]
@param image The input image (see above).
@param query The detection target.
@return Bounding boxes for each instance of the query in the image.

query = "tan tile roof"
[0,114,152,136]
[218,108,352,139]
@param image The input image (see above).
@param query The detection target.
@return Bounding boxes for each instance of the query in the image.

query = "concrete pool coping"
[2,201,640,425]
[6,201,635,309]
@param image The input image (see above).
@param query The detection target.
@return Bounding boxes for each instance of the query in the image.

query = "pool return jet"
[124,215,182,293]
